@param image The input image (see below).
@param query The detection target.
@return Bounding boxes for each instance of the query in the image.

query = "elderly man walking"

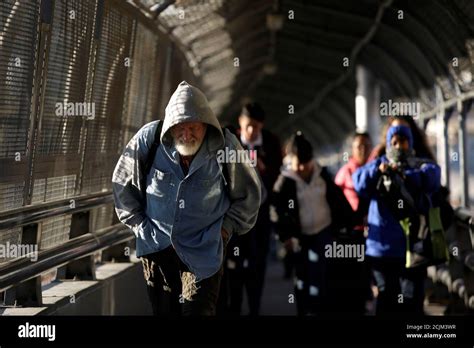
[112,81,261,316]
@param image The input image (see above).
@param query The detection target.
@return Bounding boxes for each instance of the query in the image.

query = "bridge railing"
[428,207,474,313]
[0,192,134,308]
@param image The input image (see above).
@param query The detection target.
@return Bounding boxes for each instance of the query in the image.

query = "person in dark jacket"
[353,124,441,315]
[219,102,282,316]
[271,132,354,315]
[334,132,372,314]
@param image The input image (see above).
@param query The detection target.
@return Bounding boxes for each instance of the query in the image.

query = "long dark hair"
[286,131,313,163]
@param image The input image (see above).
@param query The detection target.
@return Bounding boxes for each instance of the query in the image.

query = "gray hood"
[161,81,224,160]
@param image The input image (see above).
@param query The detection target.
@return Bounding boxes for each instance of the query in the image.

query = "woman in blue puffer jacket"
[352,124,440,315]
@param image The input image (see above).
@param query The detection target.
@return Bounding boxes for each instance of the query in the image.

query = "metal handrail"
[426,208,474,310]
[0,192,113,230]
[419,90,474,120]
[454,207,474,245]
[0,223,133,293]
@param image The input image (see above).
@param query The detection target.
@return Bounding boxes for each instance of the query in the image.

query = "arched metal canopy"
[130,0,474,147]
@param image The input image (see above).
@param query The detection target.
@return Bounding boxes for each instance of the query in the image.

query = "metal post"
[355,65,380,142]
[442,108,453,189]
[158,42,174,112]
[4,224,42,307]
[101,213,131,262]
[23,0,53,205]
[458,100,471,207]
[76,0,103,196]
[435,85,451,189]
[58,211,96,280]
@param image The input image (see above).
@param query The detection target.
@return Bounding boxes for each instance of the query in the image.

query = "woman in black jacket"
[271,132,355,315]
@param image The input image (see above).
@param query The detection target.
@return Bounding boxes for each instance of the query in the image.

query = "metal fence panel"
[121,22,161,148]
[0,1,40,211]
[81,2,133,195]
[32,0,97,203]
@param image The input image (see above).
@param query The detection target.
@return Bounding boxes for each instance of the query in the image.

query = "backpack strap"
[220,126,230,187]
[145,121,163,176]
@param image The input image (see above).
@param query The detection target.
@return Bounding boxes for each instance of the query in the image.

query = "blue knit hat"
[386,125,413,149]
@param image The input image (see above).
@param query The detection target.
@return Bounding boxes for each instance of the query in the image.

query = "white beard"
[174,138,203,156]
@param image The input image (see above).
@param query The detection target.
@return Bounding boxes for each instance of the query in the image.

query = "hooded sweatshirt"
[281,163,332,235]
[352,125,440,258]
[112,81,261,280]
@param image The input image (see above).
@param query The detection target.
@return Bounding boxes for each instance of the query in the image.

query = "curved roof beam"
[275,0,393,133]
[380,7,449,76]
[278,24,419,96]
[300,90,356,142]
[404,1,468,57]
[283,0,437,84]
